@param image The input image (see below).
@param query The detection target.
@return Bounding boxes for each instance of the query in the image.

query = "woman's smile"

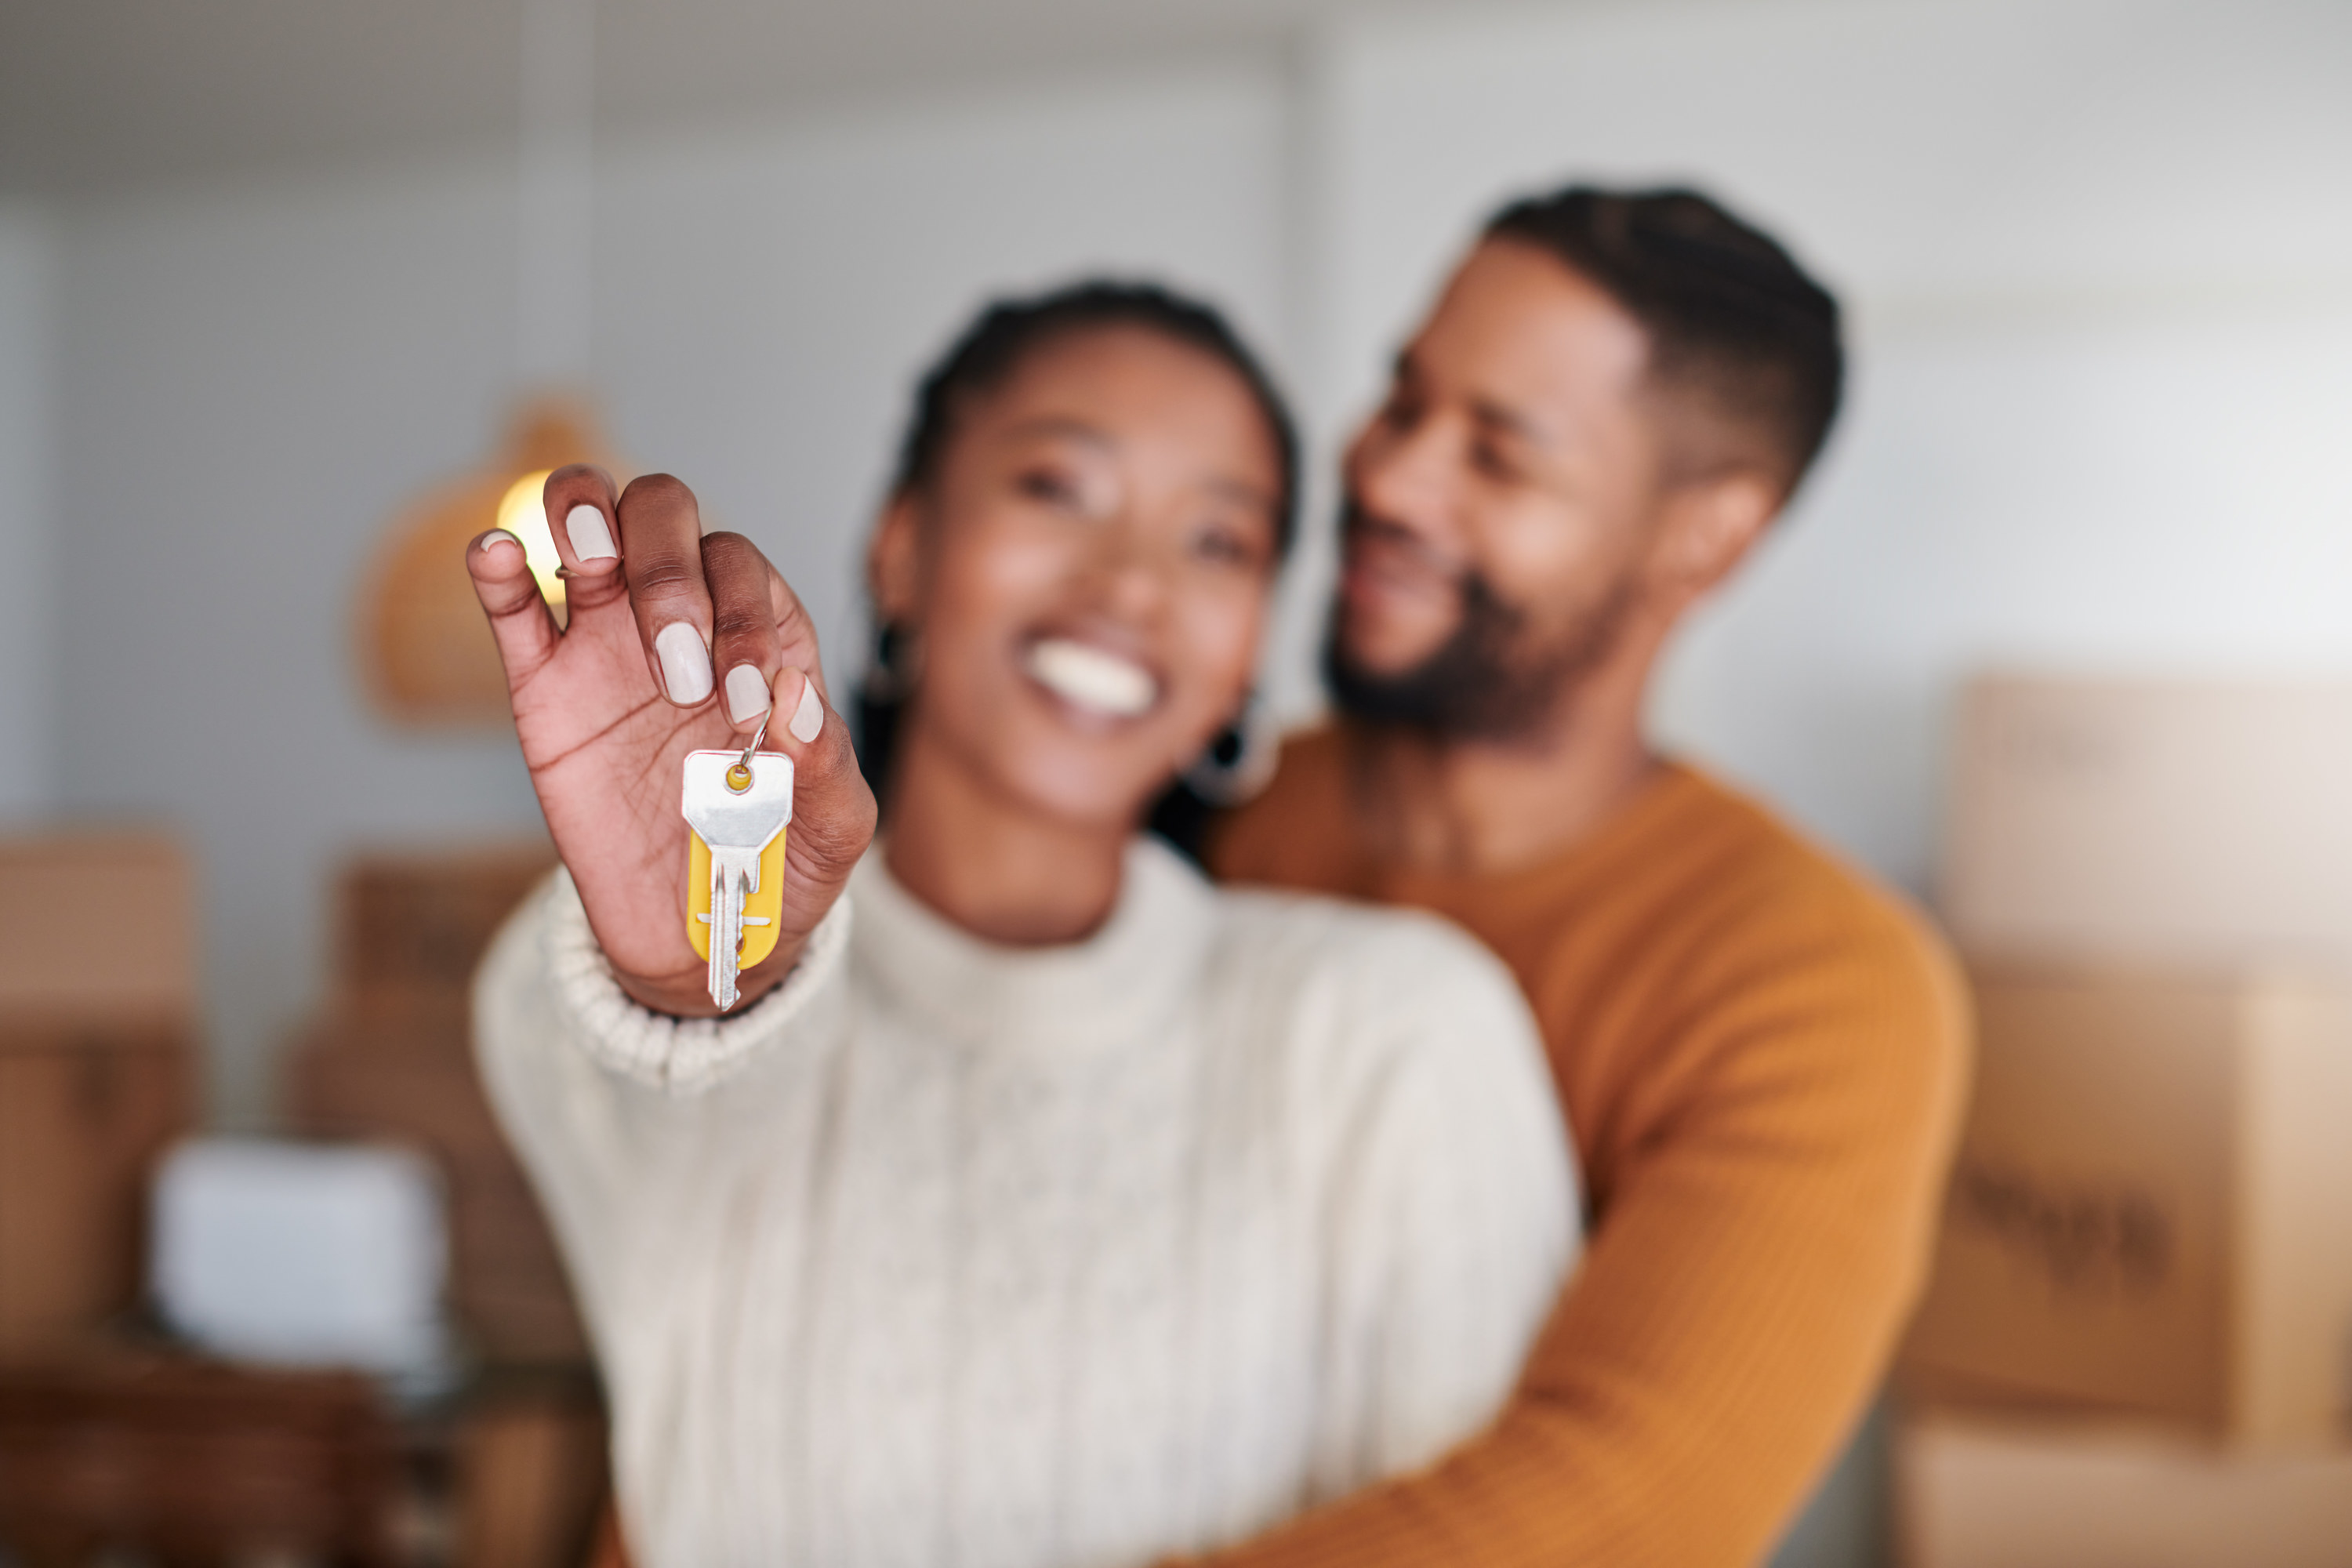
[1021,633,1163,724]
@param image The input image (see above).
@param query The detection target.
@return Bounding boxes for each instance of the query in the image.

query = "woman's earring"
[865,620,915,702]
[854,617,920,799]
[1181,691,1278,808]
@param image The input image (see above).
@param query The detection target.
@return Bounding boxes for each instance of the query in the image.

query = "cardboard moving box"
[285,843,582,1363]
[0,834,198,1354]
[0,1034,194,1354]
[1900,963,2352,1447]
[1944,675,2352,966]
[0,834,196,1028]
[1895,1410,2352,1568]
[335,845,557,1004]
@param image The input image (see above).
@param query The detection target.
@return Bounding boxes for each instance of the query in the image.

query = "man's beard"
[1323,516,1639,745]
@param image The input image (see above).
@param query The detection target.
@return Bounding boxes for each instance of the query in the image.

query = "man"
[1194,187,1969,1567]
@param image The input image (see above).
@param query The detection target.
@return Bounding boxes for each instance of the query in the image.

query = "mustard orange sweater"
[1195,728,1970,1568]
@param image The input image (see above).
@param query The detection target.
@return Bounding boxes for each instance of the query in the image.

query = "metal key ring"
[726,710,771,793]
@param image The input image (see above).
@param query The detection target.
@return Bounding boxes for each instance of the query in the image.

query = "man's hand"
[466,466,876,1017]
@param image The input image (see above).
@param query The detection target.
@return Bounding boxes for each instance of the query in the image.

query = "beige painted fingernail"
[655,622,713,704]
[724,663,771,727]
[566,503,616,561]
[478,528,521,553]
[787,670,825,743]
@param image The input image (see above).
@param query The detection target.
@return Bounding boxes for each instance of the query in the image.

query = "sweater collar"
[848,834,1216,1053]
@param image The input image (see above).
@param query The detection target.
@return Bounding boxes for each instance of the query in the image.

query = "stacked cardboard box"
[0,835,198,1356]
[1897,676,2352,1566]
[1942,677,2352,967]
[281,844,579,1364]
[1896,1412,2352,1568]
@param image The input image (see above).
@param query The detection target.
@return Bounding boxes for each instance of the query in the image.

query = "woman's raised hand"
[466,466,877,1017]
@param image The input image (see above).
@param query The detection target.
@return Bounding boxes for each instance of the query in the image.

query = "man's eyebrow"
[1395,349,1553,450]
[1001,416,1114,448]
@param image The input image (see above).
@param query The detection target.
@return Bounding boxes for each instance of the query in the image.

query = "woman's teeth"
[1025,637,1159,720]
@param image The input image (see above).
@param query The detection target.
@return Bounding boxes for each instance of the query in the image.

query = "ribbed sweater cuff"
[539,866,853,1094]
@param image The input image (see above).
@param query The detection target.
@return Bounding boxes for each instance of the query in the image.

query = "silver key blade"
[706,853,743,1010]
[705,844,763,1011]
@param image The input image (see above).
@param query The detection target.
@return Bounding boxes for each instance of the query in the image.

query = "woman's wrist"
[610,937,807,1020]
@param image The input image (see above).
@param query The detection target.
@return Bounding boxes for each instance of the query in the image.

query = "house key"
[681,718,794,1011]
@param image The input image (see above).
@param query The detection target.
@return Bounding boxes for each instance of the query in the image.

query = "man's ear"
[868,491,924,626]
[1651,470,1779,599]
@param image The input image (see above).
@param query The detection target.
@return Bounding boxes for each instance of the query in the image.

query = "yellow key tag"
[681,748,794,1010]
[686,829,789,968]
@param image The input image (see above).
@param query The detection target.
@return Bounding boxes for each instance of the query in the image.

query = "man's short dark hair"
[1485,184,1843,499]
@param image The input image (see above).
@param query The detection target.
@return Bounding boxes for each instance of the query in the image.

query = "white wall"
[1312,0,2352,894]
[0,205,56,818]
[592,67,1288,684]
[54,156,532,1124]
[49,63,1287,1125]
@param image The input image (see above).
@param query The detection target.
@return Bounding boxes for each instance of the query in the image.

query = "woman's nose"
[1083,514,1172,614]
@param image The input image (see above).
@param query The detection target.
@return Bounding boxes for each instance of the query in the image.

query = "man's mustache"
[1338,503,1465,584]
[1335,499,1534,649]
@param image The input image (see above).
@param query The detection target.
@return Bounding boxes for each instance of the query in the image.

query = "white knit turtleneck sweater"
[475,837,1578,1568]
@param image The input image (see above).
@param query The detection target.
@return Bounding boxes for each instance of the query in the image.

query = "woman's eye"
[1016,468,1082,507]
[1471,441,1523,485]
[1190,523,1261,569]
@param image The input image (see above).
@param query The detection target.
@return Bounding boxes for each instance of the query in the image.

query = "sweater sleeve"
[1185,894,1969,1568]
[1308,916,1581,1501]
[471,868,854,1326]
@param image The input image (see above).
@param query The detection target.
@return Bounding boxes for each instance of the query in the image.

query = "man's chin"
[1323,556,1641,742]
[1321,640,1461,734]
[1329,583,1465,663]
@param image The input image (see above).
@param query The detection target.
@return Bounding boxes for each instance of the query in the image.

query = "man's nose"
[1350,412,1458,542]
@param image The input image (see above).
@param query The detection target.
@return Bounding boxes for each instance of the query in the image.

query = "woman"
[466,282,1578,1567]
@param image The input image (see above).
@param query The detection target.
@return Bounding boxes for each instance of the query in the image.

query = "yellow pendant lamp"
[359,394,619,725]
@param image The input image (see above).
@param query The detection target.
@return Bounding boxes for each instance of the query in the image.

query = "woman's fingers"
[769,664,877,922]
[524,466,824,739]
[724,666,872,997]
[466,527,561,685]
[543,464,619,567]
[615,474,717,708]
[702,532,782,731]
